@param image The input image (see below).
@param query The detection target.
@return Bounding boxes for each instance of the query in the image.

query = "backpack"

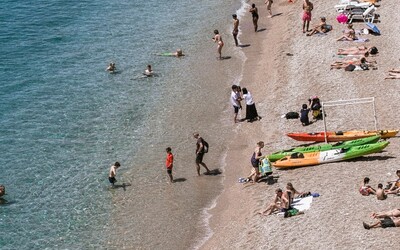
[202,139,209,153]
[285,112,299,119]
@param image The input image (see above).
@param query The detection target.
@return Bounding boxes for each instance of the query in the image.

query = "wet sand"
[201,1,400,249]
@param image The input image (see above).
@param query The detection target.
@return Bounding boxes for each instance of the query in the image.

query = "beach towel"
[354,38,370,42]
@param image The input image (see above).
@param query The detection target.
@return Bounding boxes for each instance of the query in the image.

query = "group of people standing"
[230,85,262,124]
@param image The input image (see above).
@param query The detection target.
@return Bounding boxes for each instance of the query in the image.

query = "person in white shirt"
[242,87,261,122]
[230,85,242,123]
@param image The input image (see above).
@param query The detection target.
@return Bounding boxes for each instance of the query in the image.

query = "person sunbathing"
[385,69,400,79]
[306,17,331,36]
[363,207,400,231]
[337,46,378,56]
[331,57,376,70]
[337,24,357,41]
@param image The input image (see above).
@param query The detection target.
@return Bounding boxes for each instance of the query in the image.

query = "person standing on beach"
[249,4,259,32]
[165,147,174,183]
[265,0,273,18]
[302,0,313,33]
[212,29,224,60]
[230,85,242,123]
[250,141,264,182]
[193,133,211,176]
[242,87,261,122]
[108,162,121,187]
[232,14,239,47]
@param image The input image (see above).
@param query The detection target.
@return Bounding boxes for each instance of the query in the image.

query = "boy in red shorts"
[166,147,174,183]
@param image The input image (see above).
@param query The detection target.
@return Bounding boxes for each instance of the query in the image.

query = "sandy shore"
[201,0,400,249]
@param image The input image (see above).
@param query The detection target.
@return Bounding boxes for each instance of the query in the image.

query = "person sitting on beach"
[376,183,387,200]
[336,24,357,41]
[259,188,289,215]
[300,104,310,126]
[385,69,400,80]
[337,46,378,56]
[359,177,376,196]
[306,17,331,36]
[363,215,400,230]
[385,169,400,194]
[0,185,5,198]
[106,62,116,72]
[308,96,322,120]
[144,64,153,77]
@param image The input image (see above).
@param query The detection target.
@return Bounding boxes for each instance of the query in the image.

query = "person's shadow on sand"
[173,178,187,183]
[204,169,222,176]
[111,183,132,191]
[238,44,251,48]
[256,28,267,33]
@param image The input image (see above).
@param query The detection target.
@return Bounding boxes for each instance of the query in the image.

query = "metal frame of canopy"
[321,97,377,143]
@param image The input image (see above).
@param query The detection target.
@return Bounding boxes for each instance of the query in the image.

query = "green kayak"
[268,135,381,162]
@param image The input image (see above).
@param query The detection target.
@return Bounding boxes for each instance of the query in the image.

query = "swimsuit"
[251,151,262,168]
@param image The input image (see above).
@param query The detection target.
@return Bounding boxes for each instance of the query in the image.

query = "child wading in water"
[166,147,174,183]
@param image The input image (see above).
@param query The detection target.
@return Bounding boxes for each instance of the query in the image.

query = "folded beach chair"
[347,5,378,23]
[335,2,371,13]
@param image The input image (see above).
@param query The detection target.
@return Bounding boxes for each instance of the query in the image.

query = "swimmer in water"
[106,62,116,72]
[144,64,153,76]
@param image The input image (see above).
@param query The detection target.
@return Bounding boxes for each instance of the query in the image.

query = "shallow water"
[0,0,249,249]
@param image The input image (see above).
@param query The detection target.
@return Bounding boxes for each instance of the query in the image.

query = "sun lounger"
[347,5,378,23]
[335,2,371,13]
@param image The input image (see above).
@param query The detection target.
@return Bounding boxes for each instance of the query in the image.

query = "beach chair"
[335,2,371,13]
[347,5,377,23]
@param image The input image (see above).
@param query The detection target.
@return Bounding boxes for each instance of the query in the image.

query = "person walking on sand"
[212,29,224,60]
[193,133,211,176]
[232,14,239,47]
[165,147,174,183]
[249,4,259,32]
[302,0,313,33]
[109,162,121,187]
[230,85,242,123]
[265,0,273,18]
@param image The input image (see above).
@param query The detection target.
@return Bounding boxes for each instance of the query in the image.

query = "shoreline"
[201,0,400,249]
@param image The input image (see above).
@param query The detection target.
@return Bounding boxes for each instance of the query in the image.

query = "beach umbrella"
[366,22,380,35]
[336,14,348,23]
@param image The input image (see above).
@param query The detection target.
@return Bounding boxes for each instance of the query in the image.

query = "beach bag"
[285,112,299,119]
[345,64,356,71]
[202,139,209,153]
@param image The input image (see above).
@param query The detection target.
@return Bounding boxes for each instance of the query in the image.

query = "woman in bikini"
[302,0,314,33]
[337,24,357,41]
[337,46,378,56]
[212,29,224,60]
[249,4,259,32]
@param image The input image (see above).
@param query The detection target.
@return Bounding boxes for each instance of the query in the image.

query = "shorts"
[196,153,205,164]
[251,161,259,169]
[108,177,116,184]
[381,217,395,228]
[302,12,312,22]
[232,30,238,36]
[167,168,172,174]
[233,106,239,114]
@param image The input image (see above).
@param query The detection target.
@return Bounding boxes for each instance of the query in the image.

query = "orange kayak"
[287,130,398,142]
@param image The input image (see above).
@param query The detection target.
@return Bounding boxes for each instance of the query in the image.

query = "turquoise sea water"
[0,0,247,249]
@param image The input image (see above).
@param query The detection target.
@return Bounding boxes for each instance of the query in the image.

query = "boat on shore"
[287,130,398,142]
[267,135,381,162]
[272,141,390,169]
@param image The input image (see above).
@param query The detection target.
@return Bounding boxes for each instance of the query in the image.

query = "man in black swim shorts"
[108,162,121,186]
[193,133,211,176]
